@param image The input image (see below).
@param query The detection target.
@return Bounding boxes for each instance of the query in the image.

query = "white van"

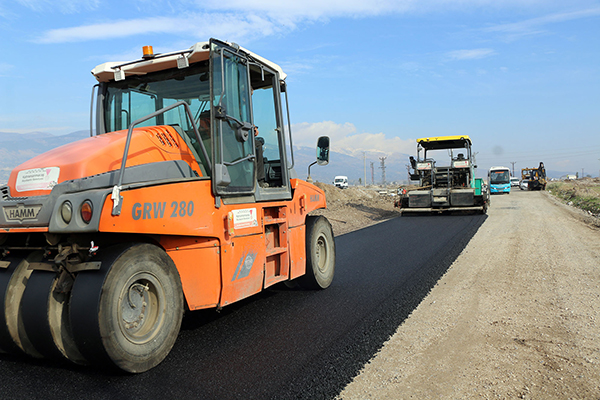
[334,176,348,189]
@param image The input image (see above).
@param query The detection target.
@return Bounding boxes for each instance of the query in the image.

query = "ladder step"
[267,247,287,256]
[264,217,287,225]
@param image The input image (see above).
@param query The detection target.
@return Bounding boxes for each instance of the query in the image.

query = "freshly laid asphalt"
[0,213,485,400]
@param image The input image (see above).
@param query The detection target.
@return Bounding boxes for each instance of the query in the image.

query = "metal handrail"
[111,100,211,215]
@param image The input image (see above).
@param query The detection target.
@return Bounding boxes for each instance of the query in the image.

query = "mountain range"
[0,130,413,186]
[0,130,569,186]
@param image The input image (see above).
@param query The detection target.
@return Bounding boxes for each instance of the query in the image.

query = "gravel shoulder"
[333,189,600,399]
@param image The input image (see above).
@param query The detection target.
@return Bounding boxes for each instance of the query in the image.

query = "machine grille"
[0,185,27,202]
[154,128,180,149]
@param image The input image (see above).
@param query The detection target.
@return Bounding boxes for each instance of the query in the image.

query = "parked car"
[520,180,528,190]
[334,175,348,189]
[510,177,520,187]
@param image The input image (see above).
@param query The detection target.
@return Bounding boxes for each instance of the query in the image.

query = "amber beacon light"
[142,45,154,59]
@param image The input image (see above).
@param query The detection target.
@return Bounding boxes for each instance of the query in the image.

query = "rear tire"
[70,243,183,373]
[21,270,86,364]
[0,253,44,358]
[21,271,66,360]
[297,216,335,289]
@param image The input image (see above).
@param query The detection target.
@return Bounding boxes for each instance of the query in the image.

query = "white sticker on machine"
[232,208,259,229]
[15,167,60,192]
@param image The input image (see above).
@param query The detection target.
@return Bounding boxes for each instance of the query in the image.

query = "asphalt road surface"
[0,213,485,400]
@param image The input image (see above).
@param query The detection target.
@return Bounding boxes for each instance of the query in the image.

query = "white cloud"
[446,48,496,60]
[195,0,582,21]
[197,0,415,21]
[35,1,598,44]
[17,0,100,14]
[292,121,414,156]
[0,62,14,76]
[483,6,600,40]
[36,13,278,43]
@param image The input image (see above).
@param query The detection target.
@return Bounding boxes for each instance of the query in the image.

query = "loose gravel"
[336,190,600,399]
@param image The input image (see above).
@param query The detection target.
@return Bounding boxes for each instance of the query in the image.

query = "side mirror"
[316,136,330,166]
[306,136,330,183]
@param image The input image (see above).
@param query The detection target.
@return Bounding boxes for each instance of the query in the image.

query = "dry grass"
[547,178,600,217]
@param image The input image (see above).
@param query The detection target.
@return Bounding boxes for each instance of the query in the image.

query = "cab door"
[248,65,294,287]
[210,40,256,196]
[209,41,295,306]
[209,40,262,305]
[248,63,292,202]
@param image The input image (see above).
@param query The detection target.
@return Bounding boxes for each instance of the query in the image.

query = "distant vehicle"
[521,162,547,190]
[510,177,520,187]
[520,180,528,190]
[334,176,348,189]
[489,166,511,194]
[395,135,489,214]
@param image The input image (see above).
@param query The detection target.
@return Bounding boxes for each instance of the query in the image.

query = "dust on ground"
[313,182,600,399]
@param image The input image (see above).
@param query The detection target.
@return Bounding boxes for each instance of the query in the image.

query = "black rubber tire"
[0,253,44,357]
[20,270,86,364]
[21,271,65,359]
[70,243,184,373]
[297,216,336,290]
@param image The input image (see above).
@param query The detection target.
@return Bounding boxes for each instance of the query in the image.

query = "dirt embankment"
[548,178,600,221]
[309,182,399,236]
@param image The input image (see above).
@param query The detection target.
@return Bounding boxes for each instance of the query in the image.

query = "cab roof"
[417,135,472,150]
[91,39,287,83]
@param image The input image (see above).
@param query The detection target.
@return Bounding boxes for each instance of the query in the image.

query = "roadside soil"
[309,183,400,236]
[313,184,600,399]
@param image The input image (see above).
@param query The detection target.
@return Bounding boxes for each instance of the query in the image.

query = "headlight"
[61,201,73,224]
[80,201,93,224]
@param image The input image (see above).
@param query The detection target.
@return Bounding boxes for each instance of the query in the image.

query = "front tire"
[70,243,183,373]
[297,216,335,289]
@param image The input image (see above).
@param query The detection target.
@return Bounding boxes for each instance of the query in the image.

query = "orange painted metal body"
[8,126,203,197]
[98,177,324,310]
[5,125,326,311]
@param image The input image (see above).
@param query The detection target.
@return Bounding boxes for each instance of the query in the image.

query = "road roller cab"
[0,39,335,373]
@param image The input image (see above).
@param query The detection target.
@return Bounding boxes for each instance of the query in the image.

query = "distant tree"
[358,178,362,185]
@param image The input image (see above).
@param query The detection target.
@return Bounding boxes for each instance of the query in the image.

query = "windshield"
[103,61,211,172]
[422,148,468,164]
[490,170,510,184]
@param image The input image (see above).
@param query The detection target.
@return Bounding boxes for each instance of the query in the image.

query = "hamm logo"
[3,204,42,221]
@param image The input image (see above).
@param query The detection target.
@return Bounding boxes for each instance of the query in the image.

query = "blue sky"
[1,0,599,176]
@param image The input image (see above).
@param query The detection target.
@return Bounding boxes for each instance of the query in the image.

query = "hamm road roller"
[0,39,334,373]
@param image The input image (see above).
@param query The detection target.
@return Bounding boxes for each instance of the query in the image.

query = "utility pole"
[370,162,374,185]
[379,156,387,186]
[363,152,367,186]
[510,161,516,177]
[582,168,585,179]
